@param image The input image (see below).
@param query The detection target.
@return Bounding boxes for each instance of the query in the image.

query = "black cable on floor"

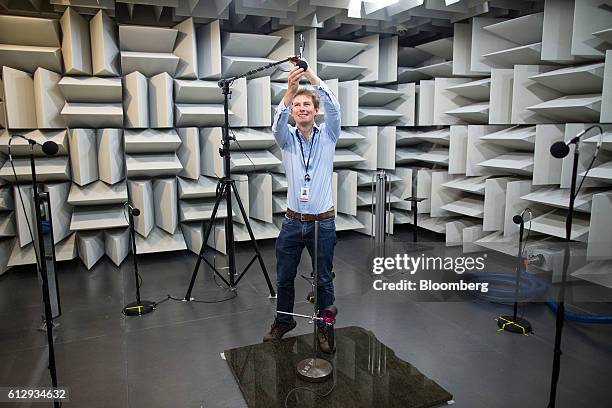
[159,289,238,305]
[284,370,337,408]
[153,296,172,307]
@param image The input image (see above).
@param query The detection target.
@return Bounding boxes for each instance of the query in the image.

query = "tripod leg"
[230,182,276,296]
[184,183,225,300]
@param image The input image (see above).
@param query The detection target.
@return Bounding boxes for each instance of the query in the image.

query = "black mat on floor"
[224,326,453,408]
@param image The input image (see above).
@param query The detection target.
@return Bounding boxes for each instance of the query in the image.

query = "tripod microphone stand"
[184,56,306,300]
[122,204,155,316]
[497,209,533,335]
[547,125,603,408]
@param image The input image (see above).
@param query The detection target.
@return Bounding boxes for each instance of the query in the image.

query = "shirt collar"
[295,124,319,141]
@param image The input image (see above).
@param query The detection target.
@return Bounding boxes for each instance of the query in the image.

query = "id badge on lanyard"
[297,130,314,203]
[299,184,310,202]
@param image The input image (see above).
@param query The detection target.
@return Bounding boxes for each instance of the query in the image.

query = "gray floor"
[1,226,611,408]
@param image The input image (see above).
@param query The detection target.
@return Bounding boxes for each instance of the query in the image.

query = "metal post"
[374,170,387,258]
[40,192,61,319]
[548,143,580,407]
[312,220,319,361]
[29,150,60,408]
[413,205,418,243]
[497,215,532,334]
[296,220,332,382]
[130,210,141,305]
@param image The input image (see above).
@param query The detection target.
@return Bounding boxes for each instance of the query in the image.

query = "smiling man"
[263,63,341,353]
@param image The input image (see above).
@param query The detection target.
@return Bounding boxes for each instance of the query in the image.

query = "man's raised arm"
[272,66,304,148]
[303,69,341,143]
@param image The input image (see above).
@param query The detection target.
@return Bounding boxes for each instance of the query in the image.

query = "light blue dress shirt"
[272,81,341,214]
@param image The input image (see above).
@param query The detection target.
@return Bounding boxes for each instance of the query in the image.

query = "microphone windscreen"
[132,208,140,217]
[297,59,308,70]
[550,141,569,158]
[42,140,59,156]
[512,215,523,225]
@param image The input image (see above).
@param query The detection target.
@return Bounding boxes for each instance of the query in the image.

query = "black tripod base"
[497,316,532,335]
[123,300,156,316]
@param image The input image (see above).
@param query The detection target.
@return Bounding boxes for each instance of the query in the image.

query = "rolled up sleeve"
[272,100,292,148]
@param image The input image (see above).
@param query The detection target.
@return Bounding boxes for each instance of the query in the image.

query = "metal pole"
[512,220,524,321]
[370,172,375,242]
[374,170,387,258]
[386,172,391,243]
[496,215,532,334]
[39,192,61,319]
[295,220,332,382]
[548,143,579,407]
[413,203,418,243]
[129,210,141,306]
[312,220,319,363]
[29,149,60,408]
[221,82,237,288]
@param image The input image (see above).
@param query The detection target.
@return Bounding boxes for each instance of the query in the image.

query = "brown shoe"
[317,325,336,353]
[263,320,297,342]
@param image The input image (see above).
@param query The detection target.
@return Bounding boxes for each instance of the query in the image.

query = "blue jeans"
[275,215,336,325]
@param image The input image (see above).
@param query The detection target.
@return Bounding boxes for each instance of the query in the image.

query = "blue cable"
[545,300,612,324]
[465,272,612,324]
[464,272,548,303]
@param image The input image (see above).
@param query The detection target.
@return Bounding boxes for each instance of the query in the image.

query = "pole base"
[123,300,156,316]
[497,315,532,335]
[296,358,333,383]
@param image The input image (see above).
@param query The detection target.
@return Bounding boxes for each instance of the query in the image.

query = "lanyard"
[296,128,317,182]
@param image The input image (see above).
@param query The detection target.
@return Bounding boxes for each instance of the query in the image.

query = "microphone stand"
[496,213,532,335]
[547,125,602,408]
[277,221,336,382]
[122,205,155,316]
[183,56,303,299]
[547,141,579,408]
[26,144,61,408]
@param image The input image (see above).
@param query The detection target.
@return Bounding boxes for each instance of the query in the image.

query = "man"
[263,63,341,353]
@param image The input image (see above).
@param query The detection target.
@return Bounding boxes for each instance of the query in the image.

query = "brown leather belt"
[286,208,335,222]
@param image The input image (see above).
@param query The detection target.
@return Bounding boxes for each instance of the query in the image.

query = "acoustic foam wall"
[0,2,609,286]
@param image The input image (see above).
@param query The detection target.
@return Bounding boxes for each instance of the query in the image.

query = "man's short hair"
[292,88,320,110]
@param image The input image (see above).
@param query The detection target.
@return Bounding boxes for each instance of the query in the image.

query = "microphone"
[550,126,602,159]
[513,208,531,224]
[125,203,140,217]
[42,141,59,155]
[296,33,308,70]
[11,134,59,156]
[550,141,571,159]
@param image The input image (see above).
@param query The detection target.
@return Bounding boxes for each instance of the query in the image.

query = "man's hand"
[288,65,304,93]
[283,65,305,107]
